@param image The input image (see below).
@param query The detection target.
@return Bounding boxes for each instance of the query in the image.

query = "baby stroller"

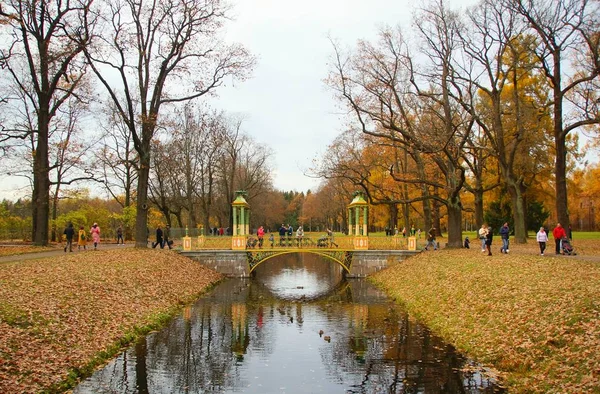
[246,236,258,249]
[317,236,329,248]
[561,238,576,255]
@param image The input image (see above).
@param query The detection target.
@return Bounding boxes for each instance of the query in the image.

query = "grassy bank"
[0,249,223,393]
[371,239,600,393]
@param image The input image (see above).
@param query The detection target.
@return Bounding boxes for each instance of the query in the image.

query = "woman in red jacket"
[552,223,567,255]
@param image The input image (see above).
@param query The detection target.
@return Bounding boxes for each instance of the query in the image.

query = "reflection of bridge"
[180,235,420,277]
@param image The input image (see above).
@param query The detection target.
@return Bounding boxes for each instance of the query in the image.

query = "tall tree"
[509,0,600,228]
[456,0,550,242]
[328,3,471,247]
[85,0,255,247]
[0,0,94,245]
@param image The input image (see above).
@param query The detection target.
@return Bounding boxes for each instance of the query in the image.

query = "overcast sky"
[0,0,480,200]
[210,0,476,193]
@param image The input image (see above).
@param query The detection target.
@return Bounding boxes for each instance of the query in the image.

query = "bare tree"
[455,0,551,242]
[328,2,472,247]
[509,0,600,228]
[95,102,139,208]
[0,0,94,245]
[85,0,255,247]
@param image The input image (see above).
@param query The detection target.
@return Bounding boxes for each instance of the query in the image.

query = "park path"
[0,242,137,264]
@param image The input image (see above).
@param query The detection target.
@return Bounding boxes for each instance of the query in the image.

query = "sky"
[0,0,480,200]
[210,0,461,193]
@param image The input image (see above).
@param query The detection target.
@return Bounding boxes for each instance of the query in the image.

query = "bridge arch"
[247,249,354,274]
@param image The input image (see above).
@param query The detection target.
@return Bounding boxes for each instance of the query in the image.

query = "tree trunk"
[555,132,569,228]
[33,124,50,246]
[135,158,151,248]
[507,179,527,243]
[446,195,463,248]
[51,192,59,242]
[389,203,398,232]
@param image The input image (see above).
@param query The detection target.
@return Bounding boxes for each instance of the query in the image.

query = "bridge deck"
[190,235,418,251]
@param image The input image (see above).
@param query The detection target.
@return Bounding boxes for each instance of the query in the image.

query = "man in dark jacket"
[486,227,494,256]
[63,222,75,252]
[499,222,510,254]
[163,225,172,249]
[152,226,163,249]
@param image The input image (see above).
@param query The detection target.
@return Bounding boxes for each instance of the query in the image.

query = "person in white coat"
[536,226,549,255]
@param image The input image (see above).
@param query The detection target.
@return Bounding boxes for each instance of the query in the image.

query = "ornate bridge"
[179,235,420,277]
[178,191,420,277]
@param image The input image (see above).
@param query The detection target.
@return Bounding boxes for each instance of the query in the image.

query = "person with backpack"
[78,225,87,251]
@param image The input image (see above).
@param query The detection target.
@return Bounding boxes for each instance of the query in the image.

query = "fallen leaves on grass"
[371,243,600,393]
[0,249,222,393]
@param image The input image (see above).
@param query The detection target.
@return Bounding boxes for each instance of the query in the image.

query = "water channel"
[74,253,502,393]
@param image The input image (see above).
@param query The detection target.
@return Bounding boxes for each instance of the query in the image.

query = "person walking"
[424,227,437,251]
[499,222,510,254]
[90,223,101,250]
[478,224,488,252]
[485,227,494,256]
[163,225,172,249]
[287,224,293,246]
[536,226,549,255]
[296,225,304,247]
[63,222,75,252]
[152,226,163,249]
[116,225,124,245]
[278,224,286,246]
[552,223,567,255]
[78,225,87,251]
[257,226,265,248]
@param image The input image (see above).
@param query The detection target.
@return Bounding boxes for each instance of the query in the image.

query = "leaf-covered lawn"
[0,249,222,393]
[372,239,600,393]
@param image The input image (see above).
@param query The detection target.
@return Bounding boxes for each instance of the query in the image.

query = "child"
[464,236,470,249]
[269,233,275,248]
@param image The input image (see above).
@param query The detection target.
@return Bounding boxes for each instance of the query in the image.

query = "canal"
[75,253,502,393]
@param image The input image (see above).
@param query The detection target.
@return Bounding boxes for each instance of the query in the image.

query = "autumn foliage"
[0,249,222,393]
[371,240,600,393]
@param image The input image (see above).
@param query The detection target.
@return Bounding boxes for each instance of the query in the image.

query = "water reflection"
[75,254,502,393]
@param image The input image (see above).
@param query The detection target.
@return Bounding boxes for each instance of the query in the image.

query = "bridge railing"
[184,234,416,250]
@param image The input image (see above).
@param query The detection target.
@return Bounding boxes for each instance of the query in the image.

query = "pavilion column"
[232,191,250,250]
[348,192,369,250]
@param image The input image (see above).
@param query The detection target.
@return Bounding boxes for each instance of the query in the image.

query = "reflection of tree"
[76,272,500,393]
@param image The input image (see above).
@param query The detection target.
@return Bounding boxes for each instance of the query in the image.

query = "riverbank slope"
[371,240,600,393]
[0,249,223,393]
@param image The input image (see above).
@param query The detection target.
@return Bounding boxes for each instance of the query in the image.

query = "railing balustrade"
[176,232,416,251]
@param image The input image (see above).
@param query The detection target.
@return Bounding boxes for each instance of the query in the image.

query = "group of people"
[62,222,102,252]
[385,225,422,238]
[536,223,570,256]
[469,222,571,256]
[152,225,173,249]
